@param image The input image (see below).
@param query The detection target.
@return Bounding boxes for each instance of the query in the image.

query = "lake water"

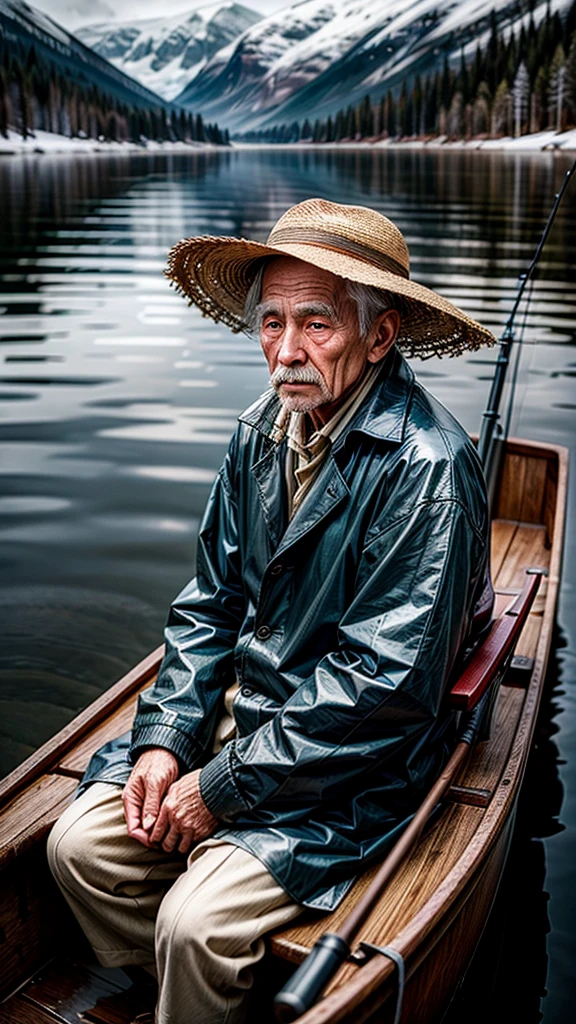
[0,146,574,1020]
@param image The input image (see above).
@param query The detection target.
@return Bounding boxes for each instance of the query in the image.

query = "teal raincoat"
[80,347,491,911]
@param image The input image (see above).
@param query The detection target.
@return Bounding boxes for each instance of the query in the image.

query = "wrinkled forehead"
[261,255,344,305]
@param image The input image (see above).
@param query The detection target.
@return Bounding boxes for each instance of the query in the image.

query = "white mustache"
[270,366,326,387]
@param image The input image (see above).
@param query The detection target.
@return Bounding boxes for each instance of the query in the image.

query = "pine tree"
[0,68,8,139]
[386,91,396,137]
[512,61,530,136]
[492,79,513,136]
[458,48,470,105]
[532,65,548,132]
[359,94,373,137]
[447,90,464,138]
[398,82,408,136]
[353,103,362,139]
[373,98,381,137]
[404,87,415,136]
[505,30,518,86]
[548,44,566,130]
[425,73,440,134]
[536,1,552,71]
[470,44,484,97]
[472,81,491,136]
[345,105,355,139]
[564,33,576,123]
[441,54,452,109]
[413,75,423,135]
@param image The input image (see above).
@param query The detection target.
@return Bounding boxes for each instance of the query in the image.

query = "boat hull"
[0,437,568,1024]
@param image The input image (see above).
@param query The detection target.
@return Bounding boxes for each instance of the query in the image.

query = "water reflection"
[0,147,574,698]
[0,148,574,758]
[0,146,574,1021]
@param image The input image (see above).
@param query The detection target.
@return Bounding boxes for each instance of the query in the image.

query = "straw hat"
[165,198,496,359]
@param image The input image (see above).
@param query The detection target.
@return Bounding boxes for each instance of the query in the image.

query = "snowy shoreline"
[232,129,576,153]
[1,127,575,157]
[0,129,225,156]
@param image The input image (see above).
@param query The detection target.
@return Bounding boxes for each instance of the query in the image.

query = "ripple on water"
[0,496,71,514]
[128,466,217,484]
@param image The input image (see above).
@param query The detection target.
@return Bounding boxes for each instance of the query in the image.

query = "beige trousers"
[47,782,303,1024]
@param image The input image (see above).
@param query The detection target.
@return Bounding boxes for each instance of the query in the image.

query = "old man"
[48,199,495,1024]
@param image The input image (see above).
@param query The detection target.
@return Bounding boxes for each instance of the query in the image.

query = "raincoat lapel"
[252,442,287,550]
[274,455,349,558]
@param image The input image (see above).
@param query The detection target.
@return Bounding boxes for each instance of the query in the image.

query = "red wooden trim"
[0,646,165,810]
[449,573,543,711]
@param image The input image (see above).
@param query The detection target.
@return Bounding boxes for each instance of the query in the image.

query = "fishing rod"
[478,158,576,506]
[274,569,545,1023]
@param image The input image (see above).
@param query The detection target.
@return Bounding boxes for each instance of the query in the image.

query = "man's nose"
[276,322,307,366]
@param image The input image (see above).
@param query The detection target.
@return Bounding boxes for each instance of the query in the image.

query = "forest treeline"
[240,1,576,144]
[0,8,229,145]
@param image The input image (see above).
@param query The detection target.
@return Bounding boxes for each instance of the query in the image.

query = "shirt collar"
[238,346,414,448]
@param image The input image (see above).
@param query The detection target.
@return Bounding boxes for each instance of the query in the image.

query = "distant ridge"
[0,0,168,108]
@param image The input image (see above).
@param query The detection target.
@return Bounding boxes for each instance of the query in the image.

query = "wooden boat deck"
[0,438,567,1024]
[0,958,157,1024]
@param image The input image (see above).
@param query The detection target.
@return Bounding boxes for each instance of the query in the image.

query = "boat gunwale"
[291,439,568,1023]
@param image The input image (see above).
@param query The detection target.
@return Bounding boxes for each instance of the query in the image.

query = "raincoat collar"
[238,346,414,449]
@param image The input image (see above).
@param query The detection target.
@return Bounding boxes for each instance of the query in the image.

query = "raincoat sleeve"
[129,432,245,770]
[199,495,487,821]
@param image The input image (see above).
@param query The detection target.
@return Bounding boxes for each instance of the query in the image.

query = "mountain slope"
[77,4,262,102]
[174,0,569,130]
[0,0,169,110]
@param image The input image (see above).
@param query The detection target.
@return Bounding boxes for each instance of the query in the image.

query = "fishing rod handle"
[274,932,350,1023]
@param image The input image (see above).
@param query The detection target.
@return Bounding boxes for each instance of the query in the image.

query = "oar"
[274,569,544,1023]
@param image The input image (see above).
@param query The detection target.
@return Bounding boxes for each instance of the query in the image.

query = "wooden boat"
[0,433,567,1024]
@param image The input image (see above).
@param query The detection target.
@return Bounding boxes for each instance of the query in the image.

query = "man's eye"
[309,321,329,330]
[264,320,282,330]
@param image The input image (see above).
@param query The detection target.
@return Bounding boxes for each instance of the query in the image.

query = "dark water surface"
[0,148,574,1020]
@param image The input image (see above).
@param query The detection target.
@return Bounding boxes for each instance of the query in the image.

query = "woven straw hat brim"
[165,236,496,359]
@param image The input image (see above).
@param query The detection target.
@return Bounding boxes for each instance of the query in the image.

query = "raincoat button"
[270,564,283,576]
[256,625,272,640]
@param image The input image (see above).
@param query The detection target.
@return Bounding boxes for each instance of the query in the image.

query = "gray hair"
[243,265,266,334]
[242,260,403,340]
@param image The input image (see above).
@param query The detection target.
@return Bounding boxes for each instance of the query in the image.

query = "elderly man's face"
[259,257,398,424]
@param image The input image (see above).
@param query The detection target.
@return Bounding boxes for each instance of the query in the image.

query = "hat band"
[267,227,410,280]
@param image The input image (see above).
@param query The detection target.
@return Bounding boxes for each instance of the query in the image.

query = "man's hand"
[149,769,218,855]
[123,749,179,847]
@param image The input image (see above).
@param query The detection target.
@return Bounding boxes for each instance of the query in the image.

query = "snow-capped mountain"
[77,4,262,102]
[174,0,570,130]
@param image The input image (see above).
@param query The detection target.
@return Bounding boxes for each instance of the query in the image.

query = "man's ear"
[366,309,401,364]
